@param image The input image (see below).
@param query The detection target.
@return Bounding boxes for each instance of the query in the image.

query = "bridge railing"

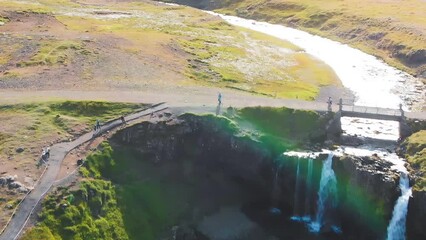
[340,105,402,116]
[334,98,404,117]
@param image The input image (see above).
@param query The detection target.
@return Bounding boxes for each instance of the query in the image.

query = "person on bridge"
[121,115,126,124]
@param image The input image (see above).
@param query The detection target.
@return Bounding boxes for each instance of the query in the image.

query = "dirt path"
[0,103,167,240]
[0,87,332,110]
[2,87,425,117]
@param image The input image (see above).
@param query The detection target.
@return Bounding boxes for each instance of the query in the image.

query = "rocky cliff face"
[110,114,416,239]
[407,190,426,240]
[334,155,399,239]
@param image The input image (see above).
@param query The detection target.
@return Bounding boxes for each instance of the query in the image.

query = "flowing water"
[292,159,301,216]
[304,158,313,218]
[309,153,337,233]
[208,12,425,110]
[290,157,314,223]
[386,173,412,240]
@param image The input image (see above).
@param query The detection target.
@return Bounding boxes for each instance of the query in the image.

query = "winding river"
[208,12,425,111]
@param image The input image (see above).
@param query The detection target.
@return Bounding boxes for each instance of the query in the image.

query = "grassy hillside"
[0,101,144,230]
[166,0,426,80]
[0,0,340,99]
[22,142,197,240]
[404,130,426,191]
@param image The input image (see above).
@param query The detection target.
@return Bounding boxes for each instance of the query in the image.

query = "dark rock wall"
[407,190,426,240]
[111,114,418,239]
[334,155,399,239]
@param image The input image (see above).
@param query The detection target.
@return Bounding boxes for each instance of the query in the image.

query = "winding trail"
[0,103,167,240]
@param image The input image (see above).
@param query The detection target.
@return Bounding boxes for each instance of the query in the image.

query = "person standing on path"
[218,93,222,105]
[327,97,332,112]
[96,119,101,130]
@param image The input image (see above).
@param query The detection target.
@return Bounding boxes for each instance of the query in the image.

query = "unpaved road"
[1,88,425,118]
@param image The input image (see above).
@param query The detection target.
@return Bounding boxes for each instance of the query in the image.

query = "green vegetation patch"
[214,0,426,77]
[21,226,55,240]
[82,142,191,239]
[48,101,144,121]
[0,100,144,172]
[178,21,339,100]
[404,130,426,191]
[0,101,144,132]
[237,106,328,142]
[0,16,9,25]
[23,179,129,240]
[17,40,83,67]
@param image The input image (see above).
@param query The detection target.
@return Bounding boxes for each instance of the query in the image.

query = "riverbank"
[161,0,426,81]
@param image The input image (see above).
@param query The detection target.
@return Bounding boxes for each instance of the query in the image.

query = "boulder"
[0,177,6,186]
[5,175,17,183]
[9,181,24,189]
[18,186,29,193]
[16,147,24,153]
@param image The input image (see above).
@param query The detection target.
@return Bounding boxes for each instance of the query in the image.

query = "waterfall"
[293,158,301,216]
[309,153,337,233]
[386,173,412,240]
[270,165,281,214]
[304,158,314,220]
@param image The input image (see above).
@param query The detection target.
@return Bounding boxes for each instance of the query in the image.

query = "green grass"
[0,16,9,25]
[26,141,192,240]
[23,179,129,240]
[178,22,339,100]
[17,40,83,67]
[0,101,144,132]
[2,0,341,99]
[237,106,328,142]
[214,0,426,77]
[404,130,426,192]
[21,226,56,240]
[0,100,144,187]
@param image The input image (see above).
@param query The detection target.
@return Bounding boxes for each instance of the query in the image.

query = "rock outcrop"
[407,190,426,240]
[0,175,30,193]
[111,114,416,239]
[334,155,399,239]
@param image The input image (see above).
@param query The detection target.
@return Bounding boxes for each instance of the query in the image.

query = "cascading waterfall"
[304,158,314,220]
[292,158,301,216]
[291,157,313,222]
[270,165,282,215]
[309,153,337,233]
[386,173,412,240]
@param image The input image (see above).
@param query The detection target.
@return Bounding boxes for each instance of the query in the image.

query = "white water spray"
[293,159,301,216]
[386,173,412,240]
[309,153,337,232]
[304,158,314,218]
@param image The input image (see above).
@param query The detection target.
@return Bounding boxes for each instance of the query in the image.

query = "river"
[207,12,425,111]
